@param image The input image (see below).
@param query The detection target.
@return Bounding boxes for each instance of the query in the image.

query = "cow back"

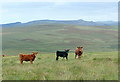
[56,51,68,57]
[19,54,36,61]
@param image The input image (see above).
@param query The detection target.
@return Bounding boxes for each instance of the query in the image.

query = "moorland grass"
[2,24,118,55]
[2,51,118,80]
[2,23,118,80]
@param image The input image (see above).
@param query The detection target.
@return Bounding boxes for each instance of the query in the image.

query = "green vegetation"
[2,23,118,80]
[2,51,118,80]
[2,24,118,55]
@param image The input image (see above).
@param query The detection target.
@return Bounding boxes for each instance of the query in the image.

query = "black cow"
[56,49,70,60]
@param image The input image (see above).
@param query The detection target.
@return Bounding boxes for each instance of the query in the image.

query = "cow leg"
[66,56,68,60]
[75,54,77,59]
[56,56,59,60]
[30,60,33,64]
[20,60,23,64]
[78,54,82,59]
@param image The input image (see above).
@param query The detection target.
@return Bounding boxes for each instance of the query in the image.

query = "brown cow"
[2,55,7,57]
[19,52,38,64]
[75,47,83,59]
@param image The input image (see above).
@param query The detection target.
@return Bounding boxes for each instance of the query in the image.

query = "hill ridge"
[2,19,117,28]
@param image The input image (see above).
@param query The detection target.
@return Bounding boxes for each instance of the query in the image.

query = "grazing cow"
[75,47,83,59]
[56,49,70,60]
[19,52,38,64]
[2,55,7,57]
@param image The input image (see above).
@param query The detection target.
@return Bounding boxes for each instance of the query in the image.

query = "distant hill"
[96,21,118,26]
[2,19,118,55]
[2,22,22,28]
[1,19,118,28]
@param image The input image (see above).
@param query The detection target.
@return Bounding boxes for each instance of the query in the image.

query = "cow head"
[65,49,70,53]
[80,47,83,48]
[32,52,38,56]
[77,47,83,49]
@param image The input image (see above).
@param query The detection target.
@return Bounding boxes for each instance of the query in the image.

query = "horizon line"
[1,19,118,25]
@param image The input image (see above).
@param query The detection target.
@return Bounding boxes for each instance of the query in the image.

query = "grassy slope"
[2,24,118,55]
[2,24,118,80]
[2,51,118,80]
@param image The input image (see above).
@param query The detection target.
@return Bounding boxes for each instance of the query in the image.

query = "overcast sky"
[0,1,118,24]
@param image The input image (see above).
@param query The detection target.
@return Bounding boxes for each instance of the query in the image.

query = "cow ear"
[35,52,38,55]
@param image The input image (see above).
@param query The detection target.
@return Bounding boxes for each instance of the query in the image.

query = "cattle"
[56,49,70,60]
[2,55,7,57]
[75,47,83,59]
[19,52,38,64]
